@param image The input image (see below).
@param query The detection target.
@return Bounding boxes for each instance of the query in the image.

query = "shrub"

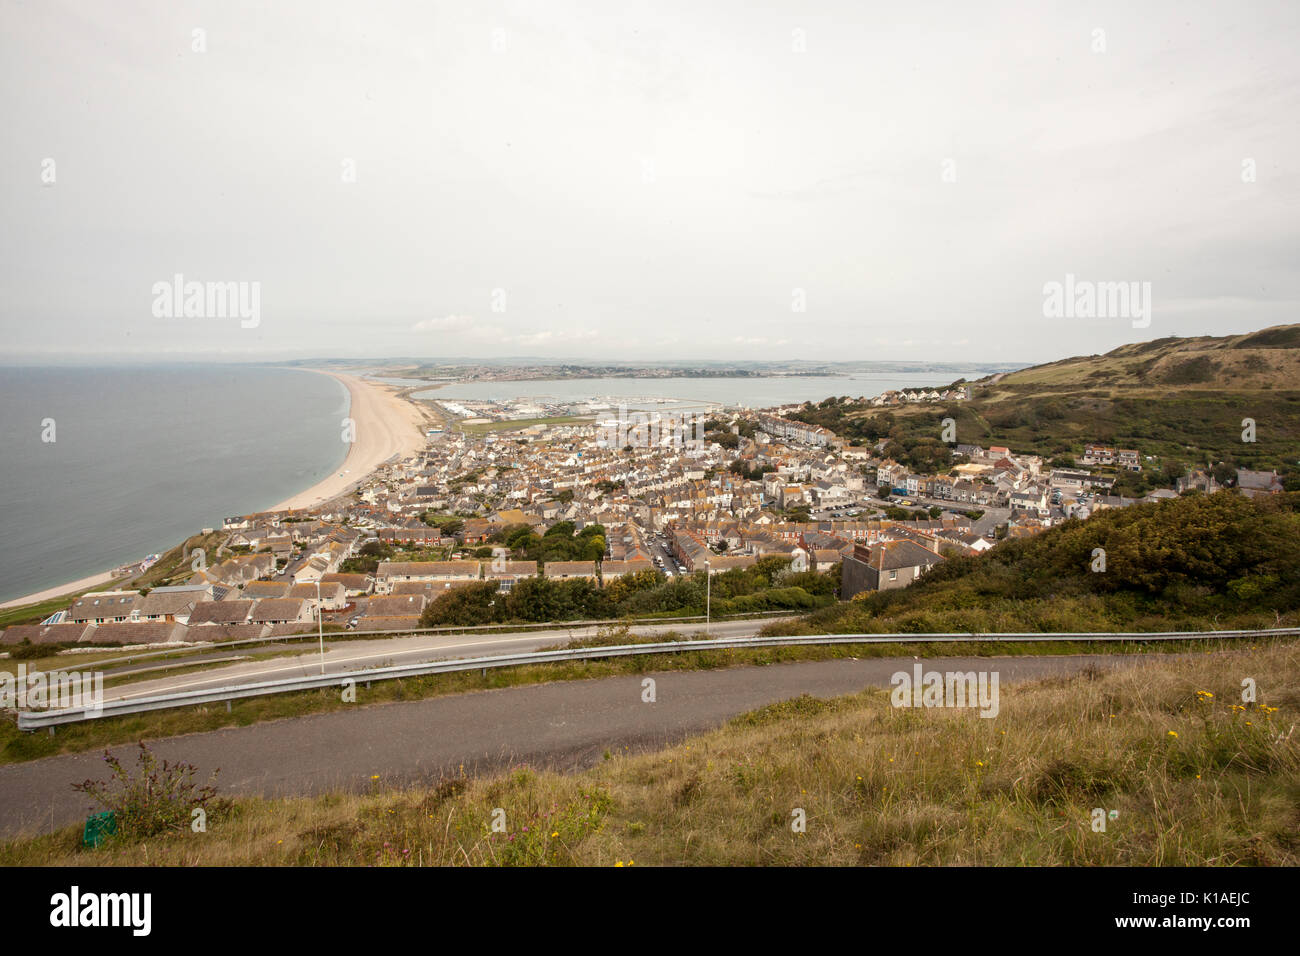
[71,742,232,840]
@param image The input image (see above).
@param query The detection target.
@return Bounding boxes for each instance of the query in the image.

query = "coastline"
[0,370,429,611]
[0,570,122,610]
[266,370,429,511]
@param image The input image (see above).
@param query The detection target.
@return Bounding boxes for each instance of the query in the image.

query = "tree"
[420,581,503,627]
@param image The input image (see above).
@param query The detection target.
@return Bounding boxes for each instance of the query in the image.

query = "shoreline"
[266,370,429,511]
[0,370,429,612]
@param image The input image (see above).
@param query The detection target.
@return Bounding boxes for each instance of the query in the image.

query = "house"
[365,594,428,618]
[134,586,208,624]
[600,558,654,584]
[1080,444,1116,466]
[841,541,945,598]
[320,572,374,596]
[542,561,599,580]
[1237,469,1284,499]
[249,598,313,626]
[187,599,255,626]
[374,560,481,594]
[289,581,347,611]
[481,560,539,594]
[67,591,141,625]
[241,581,292,601]
[1117,450,1141,472]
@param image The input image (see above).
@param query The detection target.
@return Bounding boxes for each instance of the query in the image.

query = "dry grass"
[5,641,1298,866]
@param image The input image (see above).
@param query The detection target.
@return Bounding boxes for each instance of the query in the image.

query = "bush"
[71,743,231,840]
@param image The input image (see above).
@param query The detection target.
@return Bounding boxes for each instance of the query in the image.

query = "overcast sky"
[2,0,1297,365]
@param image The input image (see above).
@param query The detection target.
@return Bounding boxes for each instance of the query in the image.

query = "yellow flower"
[615,861,624,867]
[1167,731,1178,737]
[551,831,559,838]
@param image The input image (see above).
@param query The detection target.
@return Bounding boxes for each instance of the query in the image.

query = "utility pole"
[315,579,325,674]
[705,557,711,636]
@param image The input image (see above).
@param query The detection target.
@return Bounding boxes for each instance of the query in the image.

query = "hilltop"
[788,324,1300,478]
[997,324,1300,389]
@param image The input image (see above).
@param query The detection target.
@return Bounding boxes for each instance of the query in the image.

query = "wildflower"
[1167,731,1178,738]
[551,831,559,838]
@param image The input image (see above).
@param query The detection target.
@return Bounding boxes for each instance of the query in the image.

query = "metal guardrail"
[40,611,796,669]
[16,627,1300,730]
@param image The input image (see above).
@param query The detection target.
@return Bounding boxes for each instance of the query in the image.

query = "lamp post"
[704,557,711,636]
[315,579,325,675]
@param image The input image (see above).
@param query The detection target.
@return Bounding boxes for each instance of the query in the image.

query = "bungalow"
[320,572,374,596]
[134,586,208,624]
[67,592,140,625]
[542,561,599,580]
[187,599,255,626]
[365,594,428,618]
[249,598,313,626]
[599,559,654,584]
[374,560,481,594]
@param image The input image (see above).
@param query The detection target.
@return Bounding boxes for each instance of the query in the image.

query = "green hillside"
[768,491,1300,635]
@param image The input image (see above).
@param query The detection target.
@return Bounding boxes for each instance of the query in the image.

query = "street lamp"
[315,579,325,675]
[704,557,711,636]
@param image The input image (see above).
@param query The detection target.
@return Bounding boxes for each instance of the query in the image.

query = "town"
[3,389,1285,651]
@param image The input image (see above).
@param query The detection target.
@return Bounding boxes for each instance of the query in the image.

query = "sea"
[0,366,349,604]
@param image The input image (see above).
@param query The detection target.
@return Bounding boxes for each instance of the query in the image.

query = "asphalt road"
[0,653,1146,839]
[100,617,787,703]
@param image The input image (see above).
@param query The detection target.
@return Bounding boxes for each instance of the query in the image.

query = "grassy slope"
[767,491,1300,637]
[825,323,1300,472]
[6,638,1296,865]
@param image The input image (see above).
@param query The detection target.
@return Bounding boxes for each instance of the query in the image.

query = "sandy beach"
[267,370,429,511]
[0,570,123,610]
[0,371,429,611]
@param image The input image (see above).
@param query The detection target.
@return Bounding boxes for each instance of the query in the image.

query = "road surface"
[100,617,787,703]
[0,653,1148,839]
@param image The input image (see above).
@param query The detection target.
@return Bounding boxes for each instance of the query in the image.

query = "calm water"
[0,366,349,603]
[412,371,991,409]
